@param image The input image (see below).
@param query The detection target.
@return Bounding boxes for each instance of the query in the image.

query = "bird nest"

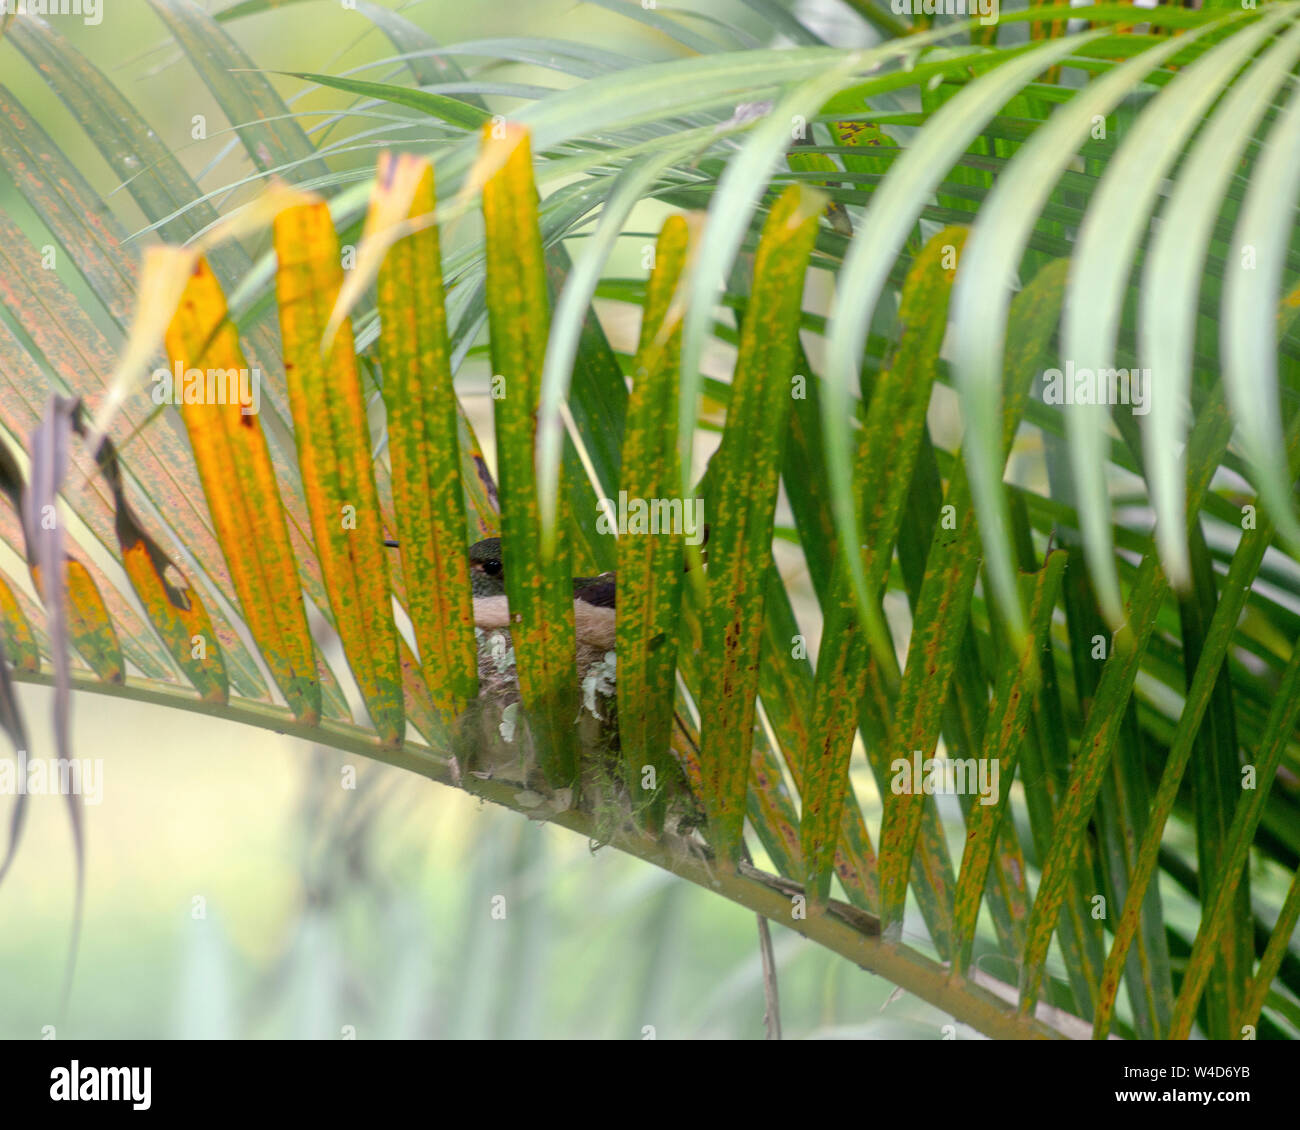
[457,628,704,848]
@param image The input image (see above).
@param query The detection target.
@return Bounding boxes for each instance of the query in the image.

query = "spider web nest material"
[458,628,705,851]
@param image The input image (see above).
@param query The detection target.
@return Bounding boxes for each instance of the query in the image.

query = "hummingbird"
[381,534,617,649]
[385,530,706,650]
[467,537,617,651]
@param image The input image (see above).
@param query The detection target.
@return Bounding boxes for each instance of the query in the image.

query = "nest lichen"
[454,628,705,851]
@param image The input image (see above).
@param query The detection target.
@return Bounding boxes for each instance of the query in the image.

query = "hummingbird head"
[469,537,506,597]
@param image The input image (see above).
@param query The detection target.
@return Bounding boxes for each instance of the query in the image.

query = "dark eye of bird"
[484,559,502,577]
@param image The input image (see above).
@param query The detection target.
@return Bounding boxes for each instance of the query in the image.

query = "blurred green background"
[3,684,970,1039]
